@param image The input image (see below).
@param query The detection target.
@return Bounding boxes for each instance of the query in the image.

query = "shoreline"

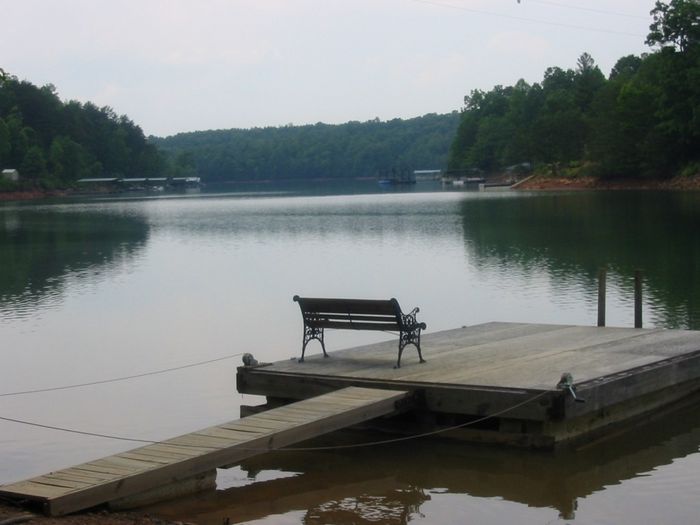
[514,173,700,191]
[2,174,700,203]
[0,189,70,202]
[0,501,175,525]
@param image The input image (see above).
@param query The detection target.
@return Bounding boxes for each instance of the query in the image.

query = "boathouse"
[1,168,19,182]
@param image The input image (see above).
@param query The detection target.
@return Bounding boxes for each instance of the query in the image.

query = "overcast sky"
[1,0,654,137]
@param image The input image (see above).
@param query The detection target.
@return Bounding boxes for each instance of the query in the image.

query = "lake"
[1,181,699,524]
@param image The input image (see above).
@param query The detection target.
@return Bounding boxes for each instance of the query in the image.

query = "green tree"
[0,71,172,189]
[609,54,644,80]
[574,52,605,112]
[533,67,586,163]
[21,145,47,179]
[48,135,94,182]
[48,136,66,181]
[588,55,647,177]
[646,0,700,52]
[0,117,10,164]
[173,151,197,177]
[3,108,25,166]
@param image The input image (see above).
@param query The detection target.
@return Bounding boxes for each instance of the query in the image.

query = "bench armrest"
[400,307,425,329]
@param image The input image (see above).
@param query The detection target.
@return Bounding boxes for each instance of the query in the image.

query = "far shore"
[2,174,700,203]
[514,173,700,191]
[0,189,69,202]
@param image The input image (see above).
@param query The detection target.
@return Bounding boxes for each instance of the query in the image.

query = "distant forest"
[448,0,700,179]
[0,69,176,190]
[152,113,460,182]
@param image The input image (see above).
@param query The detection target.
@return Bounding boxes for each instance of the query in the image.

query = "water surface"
[1,182,699,523]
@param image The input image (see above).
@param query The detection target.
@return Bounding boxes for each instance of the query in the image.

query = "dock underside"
[237,322,700,447]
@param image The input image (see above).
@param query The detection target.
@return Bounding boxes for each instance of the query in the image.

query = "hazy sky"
[1,0,654,137]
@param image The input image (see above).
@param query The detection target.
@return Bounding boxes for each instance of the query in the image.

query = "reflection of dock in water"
[146,401,700,524]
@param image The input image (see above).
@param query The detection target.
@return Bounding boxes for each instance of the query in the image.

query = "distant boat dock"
[3,321,700,515]
[76,176,202,192]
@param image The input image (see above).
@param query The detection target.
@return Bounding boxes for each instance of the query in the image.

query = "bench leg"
[300,325,328,363]
[395,329,427,368]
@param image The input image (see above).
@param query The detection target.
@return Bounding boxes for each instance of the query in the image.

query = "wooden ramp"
[0,386,408,516]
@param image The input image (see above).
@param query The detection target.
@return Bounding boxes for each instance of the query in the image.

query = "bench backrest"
[293,296,403,331]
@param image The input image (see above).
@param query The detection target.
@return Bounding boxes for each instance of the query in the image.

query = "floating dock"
[238,322,700,447]
[4,321,700,515]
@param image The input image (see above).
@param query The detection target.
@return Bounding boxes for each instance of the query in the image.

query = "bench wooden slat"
[295,297,398,316]
[306,320,400,331]
[303,313,398,323]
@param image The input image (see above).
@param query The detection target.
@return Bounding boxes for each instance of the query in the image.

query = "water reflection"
[460,192,700,329]
[135,192,463,247]
[5,190,698,331]
[147,401,700,524]
[0,205,150,319]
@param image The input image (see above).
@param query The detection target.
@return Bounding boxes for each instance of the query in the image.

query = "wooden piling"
[597,268,606,327]
[635,270,643,329]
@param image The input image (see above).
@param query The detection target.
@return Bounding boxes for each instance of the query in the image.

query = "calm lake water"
[1,181,700,524]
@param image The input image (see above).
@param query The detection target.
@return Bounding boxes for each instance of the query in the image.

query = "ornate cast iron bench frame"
[293,295,427,368]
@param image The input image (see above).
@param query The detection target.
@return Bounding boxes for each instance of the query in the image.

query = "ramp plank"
[0,386,407,516]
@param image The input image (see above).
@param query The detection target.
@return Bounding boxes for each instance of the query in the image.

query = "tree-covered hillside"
[152,113,460,182]
[0,69,167,190]
[4,0,697,191]
[448,0,700,179]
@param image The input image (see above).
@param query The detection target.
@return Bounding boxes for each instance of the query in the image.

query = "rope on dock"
[284,389,554,451]
[0,352,244,398]
[0,389,553,452]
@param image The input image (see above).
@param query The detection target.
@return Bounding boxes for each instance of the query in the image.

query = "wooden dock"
[238,322,700,447]
[0,387,409,516]
[5,321,700,516]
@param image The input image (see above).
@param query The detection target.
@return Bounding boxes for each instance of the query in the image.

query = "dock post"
[634,270,643,328]
[597,267,606,327]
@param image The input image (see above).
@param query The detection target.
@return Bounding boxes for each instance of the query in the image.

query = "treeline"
[0,70,174,190]
[152,113,460,182]
[449,0,700,179]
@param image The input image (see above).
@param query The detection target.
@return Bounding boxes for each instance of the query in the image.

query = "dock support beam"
[634,270,643,328]
[597,268,606,327]
[109,470,217,511]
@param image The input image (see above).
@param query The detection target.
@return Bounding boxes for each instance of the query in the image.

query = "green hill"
[0,69,166,190]
[151,113,460,182]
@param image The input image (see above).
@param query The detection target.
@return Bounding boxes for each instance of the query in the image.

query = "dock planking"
[238,322,700,444]
[0,386,409,516]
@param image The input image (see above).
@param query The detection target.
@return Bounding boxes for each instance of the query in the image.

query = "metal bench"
[293,295,427,368]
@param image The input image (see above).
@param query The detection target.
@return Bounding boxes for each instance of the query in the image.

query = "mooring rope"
[284,389,554,451]
[0,352,244,397]
[0,415,161,444]
[0,389,554,452]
